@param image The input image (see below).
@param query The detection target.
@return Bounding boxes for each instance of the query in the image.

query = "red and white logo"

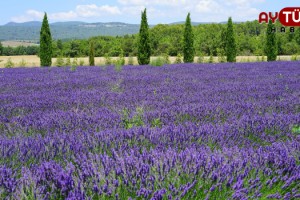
[259,7,300,27]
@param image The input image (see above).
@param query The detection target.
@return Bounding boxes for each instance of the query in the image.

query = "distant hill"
[4,21,42,27]
[0,21,144,41]
[0,21,226,42]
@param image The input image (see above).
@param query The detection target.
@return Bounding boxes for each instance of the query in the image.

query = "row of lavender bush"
[0,62,299,199]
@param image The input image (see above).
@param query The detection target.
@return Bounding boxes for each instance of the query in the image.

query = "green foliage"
[71,58,78,67]
[122,107,144,129]
[163,54,171,64]
[79,59,85,66]
[128,56,135,65]
[70,65,77,72]
[183,13,195,63]
[292,125,300,134]
[150,57,166,66]
[197,52,204,63]
[217,48,226,63]
[114,54,125,72]
[291,54,298,61]
[138,9,151,65]
[1,45,39,56]
[18,59,27,67]
[151,118,162,128]
[89,41,95,66]
[55,56,64,67]
[295,27,300,45]
[256,56,260,62]
[57,39,63,51]
[4,58,14,68]
[104,54,112,65]
[40,13,53,67]
[265,20,277,61]
[65,57,71,66]
[209,54,214,63]
[225,17,237,62]
[0,41,3,55]
[175,53,183,64]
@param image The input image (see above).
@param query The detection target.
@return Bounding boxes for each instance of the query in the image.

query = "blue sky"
[1,0,299,25]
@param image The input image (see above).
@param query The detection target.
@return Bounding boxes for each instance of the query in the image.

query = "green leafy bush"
[4,58,14,68]
[18,59,27,67]
[175,53,183,64]
[55,56,64,67]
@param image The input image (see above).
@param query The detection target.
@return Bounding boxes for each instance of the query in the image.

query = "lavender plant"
[0,62,299,199]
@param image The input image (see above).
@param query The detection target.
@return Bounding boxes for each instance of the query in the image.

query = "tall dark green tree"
[138,8,151,65]
[89,41,95,66]
[183,13,194,63]
[295,27,300,45]
[40,13,52,67]
[0,41,3,56]
[265,19,277,61]
[225,17,237,62]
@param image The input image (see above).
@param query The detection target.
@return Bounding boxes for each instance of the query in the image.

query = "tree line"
[2,10,299,65]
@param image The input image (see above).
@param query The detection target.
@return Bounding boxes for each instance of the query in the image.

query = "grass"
[0,55,296,68]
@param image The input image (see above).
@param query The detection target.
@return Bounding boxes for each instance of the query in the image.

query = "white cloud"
[195,0,222,13]
[50,11,77,20]
[11,10,44,22]
[118,0,186,6]
[11,0,265,23]
[11,4,121,22]
[76,4,121,17]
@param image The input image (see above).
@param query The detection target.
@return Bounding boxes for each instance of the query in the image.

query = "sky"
[1,0,299,25]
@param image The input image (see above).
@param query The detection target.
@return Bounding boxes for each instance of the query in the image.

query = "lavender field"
[0,62,300,199]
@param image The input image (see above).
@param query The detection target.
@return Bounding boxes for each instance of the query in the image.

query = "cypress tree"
[138,8,151,65]
[40,13,52,67]
[265,19,277,61]
[0,41,3,56]
[225,17,237,62]
[183,13,194,63]
[89,41,95,66]
[295,28,300,45]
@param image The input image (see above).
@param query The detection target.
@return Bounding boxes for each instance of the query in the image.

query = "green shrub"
[114,55,125,72]
[150,57,165,66]
[256,56,260,62]
[209,54,214,63]
[79,59,85,66]
[217,48,226,63]
[197,53,204,63]
[104,54,112,65]
[65,57,71,66]
[55,56,64,67]
[175,53,183,64]
[291,55,298,61]
[128,56,135,65]
[71,58,78,67]
[18,59,27,67]
[163,54,171,64]
[4,58,14,68]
